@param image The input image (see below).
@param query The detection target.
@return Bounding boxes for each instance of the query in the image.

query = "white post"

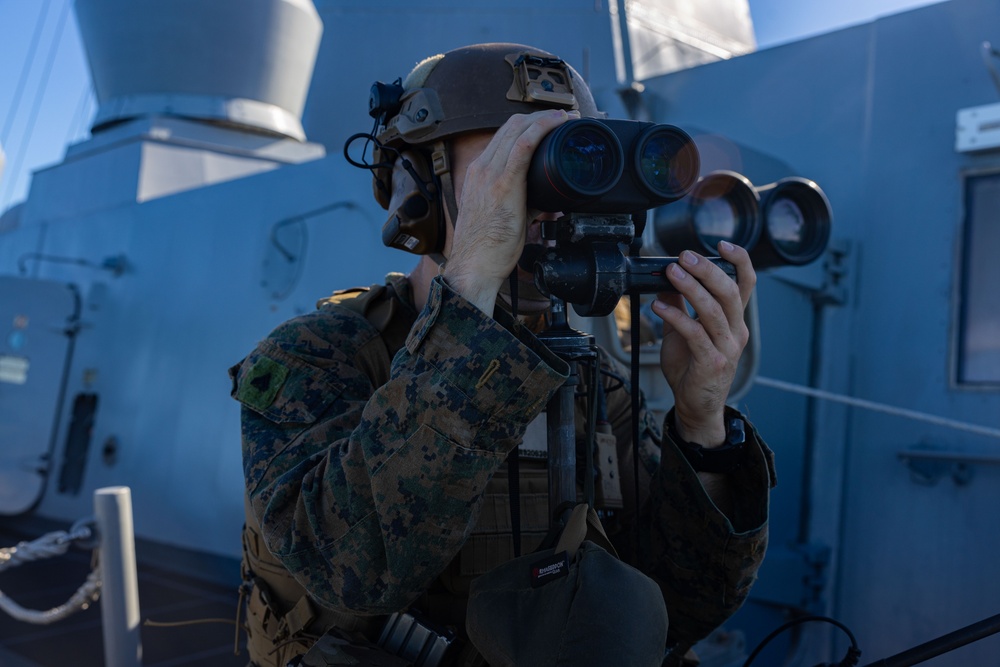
[94,486,143,667]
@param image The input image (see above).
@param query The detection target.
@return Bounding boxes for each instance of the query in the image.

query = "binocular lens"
[767,197,807,250]
[755,178,832,267]
[638,129,699,199]
[693,197,740,247]
[558,128,619,191]
[526,120,623,211]
[653,170,761,255]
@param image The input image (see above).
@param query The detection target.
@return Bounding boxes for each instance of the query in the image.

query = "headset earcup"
[380,151,444,255]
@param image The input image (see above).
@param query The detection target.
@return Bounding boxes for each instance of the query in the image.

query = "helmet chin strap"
[430,139,457,268]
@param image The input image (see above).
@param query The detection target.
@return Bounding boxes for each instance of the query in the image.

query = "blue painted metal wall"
[646,0,1000,663]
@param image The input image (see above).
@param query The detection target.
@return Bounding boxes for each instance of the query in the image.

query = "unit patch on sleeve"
[237,356,290,411]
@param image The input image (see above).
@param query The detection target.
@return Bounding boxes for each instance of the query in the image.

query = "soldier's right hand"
[444,109,579,315]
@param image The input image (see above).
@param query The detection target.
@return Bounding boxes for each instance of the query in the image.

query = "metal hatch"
[0,277,80,515]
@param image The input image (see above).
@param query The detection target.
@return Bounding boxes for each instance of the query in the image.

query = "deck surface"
[0,520,248,667]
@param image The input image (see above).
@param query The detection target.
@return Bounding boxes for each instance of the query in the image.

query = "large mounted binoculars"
[654,170,833,270]
[523,119,833,317]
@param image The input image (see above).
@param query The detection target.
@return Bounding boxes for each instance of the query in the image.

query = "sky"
[0,0,944,214]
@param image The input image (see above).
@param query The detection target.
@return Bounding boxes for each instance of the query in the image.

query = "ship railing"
[0,486,142,667]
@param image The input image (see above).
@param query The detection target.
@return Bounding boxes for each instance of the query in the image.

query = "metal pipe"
[95,486,142,667]
[896,449,1000,466]
[862,612,1000,666]
[612,0,636,86]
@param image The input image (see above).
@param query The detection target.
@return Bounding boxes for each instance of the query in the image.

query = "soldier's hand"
[649,242,756,446]
[445,109,578,314]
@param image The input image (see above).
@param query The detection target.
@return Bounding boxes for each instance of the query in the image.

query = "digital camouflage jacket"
[231,273,776,655]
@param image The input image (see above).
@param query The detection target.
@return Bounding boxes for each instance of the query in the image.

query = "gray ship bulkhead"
[2,0,999,665]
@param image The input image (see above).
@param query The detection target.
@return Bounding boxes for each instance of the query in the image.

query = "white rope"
[0,525,92,571]
[754,376,1000,440]
[0,567,101,624]
[0,524,103,624]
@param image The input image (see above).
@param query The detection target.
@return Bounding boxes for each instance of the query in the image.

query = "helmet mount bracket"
[505,54,577,108]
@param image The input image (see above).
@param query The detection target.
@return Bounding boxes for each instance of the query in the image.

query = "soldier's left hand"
[649,242,756,446]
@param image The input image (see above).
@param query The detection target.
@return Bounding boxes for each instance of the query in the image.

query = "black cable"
[595,360,610,424]
[743,615,860,667]
[342,115,395,176]
[628,216,647,561]
[507,271,522,558]
[342,132,385,170]
[343,130,440,212]
[583,354,598,509]
[598,366,627,393]
[630,293,642,560]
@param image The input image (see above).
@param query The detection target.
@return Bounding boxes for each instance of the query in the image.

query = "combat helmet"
[357,42,604,258]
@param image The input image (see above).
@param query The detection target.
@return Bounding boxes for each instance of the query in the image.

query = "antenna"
[981,41,1000,96]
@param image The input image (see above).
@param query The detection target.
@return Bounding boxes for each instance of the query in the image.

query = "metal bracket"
[815,239,851,306]
[767,239,852,306]
[956,101,1000,153]
[897,447,1000,486]
[796,542,832,613]
[750,541,831,613]
[505,53,577,107]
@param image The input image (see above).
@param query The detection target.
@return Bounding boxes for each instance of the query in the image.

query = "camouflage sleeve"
[233,276,569,615]
[600,363,776,650]
[647,407,775,650]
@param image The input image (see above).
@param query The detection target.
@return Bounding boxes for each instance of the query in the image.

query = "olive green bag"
[466,504,669,667]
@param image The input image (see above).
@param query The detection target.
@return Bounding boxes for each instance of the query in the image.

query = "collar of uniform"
[386,272,414,309]
[405,276,569,380]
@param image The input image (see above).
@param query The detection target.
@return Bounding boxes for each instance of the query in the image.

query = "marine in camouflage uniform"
[231,42,776,666]
[232,273,775,665]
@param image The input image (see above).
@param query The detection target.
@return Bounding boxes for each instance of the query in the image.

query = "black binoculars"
[654,170,832,270]
[524,120,833,316]
[526,119,701,213]
[526,119,832,270]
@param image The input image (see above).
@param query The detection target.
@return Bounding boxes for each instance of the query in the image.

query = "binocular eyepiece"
[654,170,832,269]
[527,119,701,213]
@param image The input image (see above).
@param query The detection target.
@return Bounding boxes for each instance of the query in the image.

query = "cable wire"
[65,83,95,146]
[0,0,53,145]
[754,376,1000,440]
[743,615,860,667]
[0,0,71,210]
